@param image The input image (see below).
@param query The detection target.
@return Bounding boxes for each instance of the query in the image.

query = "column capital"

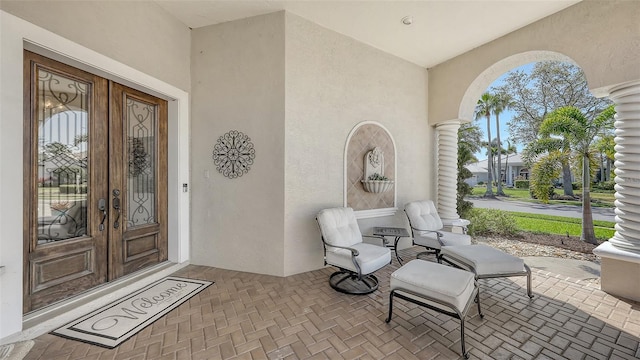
[435,119,463,129]
[608,80,640,100]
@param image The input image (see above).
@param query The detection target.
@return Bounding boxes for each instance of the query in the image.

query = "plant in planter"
[368,173,389,181]
[362,173,394,193]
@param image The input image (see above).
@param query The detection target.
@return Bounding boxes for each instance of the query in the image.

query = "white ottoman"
[439,244,533,299]
[386,259,482,359]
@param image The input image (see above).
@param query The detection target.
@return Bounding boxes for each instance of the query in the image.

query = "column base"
[442,218,470,234]
[594,242,640,302]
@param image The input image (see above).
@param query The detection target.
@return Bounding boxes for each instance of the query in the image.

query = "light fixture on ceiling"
[401,16,413,26]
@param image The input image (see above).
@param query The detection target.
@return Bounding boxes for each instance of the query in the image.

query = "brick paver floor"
[25,247,640,359]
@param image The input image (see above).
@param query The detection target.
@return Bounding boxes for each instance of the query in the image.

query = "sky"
[473,62,535,160]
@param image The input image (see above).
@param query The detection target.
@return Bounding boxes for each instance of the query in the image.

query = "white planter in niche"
[361,179,394,193]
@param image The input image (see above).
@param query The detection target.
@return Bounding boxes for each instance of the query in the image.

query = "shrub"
[477,181,484,186]
[467,208,519,237]
[515,180,529,189]
[594,180,615,191]
[572,182,582,190]
[530,186,555,200]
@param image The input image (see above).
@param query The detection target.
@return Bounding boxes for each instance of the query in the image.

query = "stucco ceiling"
[154,0,581,68]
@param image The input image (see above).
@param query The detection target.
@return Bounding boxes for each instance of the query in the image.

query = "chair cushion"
[390,260,475,313]
[326,242,391,275]
[404,200,443,235]
[317,207,362,248]
[414,231,471,249]
[440,244,525,276]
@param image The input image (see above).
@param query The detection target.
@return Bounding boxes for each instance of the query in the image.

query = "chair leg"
[416,247,440,261]
[329,271,379,295]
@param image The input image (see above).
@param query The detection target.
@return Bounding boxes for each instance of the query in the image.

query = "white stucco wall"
[190,12,287,276]
[0,8,191,340]
[428,0,640,124]
[189,12,432,277]
[283,13,432,276]
[0,0,191,92]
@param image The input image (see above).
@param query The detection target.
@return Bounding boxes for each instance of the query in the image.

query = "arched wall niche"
[343,121,397,219]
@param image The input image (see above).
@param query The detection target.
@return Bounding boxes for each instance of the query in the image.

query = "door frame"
[0,12,190,340]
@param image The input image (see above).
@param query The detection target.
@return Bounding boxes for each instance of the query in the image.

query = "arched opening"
[458,51,616,283]
[459,51,578,122]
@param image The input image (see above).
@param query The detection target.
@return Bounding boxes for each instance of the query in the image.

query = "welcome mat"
[52,276,213,348]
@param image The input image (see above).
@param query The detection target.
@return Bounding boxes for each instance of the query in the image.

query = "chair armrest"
[323,242,360,257]
[410,227,443,238]
[363,234,386,246]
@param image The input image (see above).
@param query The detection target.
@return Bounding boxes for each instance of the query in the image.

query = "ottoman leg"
[475,290,483,319]
[385,290,395,323]
[459,314,469,359]
[525,264,534,299]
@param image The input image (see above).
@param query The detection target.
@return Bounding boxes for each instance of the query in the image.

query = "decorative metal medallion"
[213,130,256,178]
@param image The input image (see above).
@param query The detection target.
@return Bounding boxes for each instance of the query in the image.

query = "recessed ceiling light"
[401,16,413,26]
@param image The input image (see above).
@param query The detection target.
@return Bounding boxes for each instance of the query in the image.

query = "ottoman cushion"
[441,244,525,276]
[414,231,471,249]
[390,259,475,313]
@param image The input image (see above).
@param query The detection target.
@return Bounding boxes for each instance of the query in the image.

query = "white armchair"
[317,207,391,295]
[404,200,471,260]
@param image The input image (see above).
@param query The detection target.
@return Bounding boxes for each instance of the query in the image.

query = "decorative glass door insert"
[126,97,156,228]
[36,68,89,242]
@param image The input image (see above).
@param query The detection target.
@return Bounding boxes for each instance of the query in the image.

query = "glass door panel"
[36,68,89,243]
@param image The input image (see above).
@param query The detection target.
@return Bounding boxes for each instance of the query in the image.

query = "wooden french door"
[108,83,168,279]
[23,51,167,313]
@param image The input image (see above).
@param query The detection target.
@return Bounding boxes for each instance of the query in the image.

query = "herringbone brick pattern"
[25,247,640,359]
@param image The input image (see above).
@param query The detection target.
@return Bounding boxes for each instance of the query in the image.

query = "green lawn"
[509,211,615,240]
[471,186,615,207]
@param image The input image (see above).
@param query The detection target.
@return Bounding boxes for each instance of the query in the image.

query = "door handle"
[98,198,107,231]
[113,189,121,229]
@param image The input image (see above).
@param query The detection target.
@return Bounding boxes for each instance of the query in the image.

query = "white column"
[436,121,461,222]
[594,81,640,302]
[609,82,640,253]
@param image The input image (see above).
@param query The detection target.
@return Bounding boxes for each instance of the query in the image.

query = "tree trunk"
[485,115,494,197]
[600,154,605,182]
[495,114,504,195]
[580,155,597,244]
[562,161,574,197]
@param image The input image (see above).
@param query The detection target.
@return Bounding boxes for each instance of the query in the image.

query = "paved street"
[469,197,616,222]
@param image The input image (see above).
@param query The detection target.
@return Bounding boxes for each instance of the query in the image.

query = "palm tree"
[492,93,512,195]
[594,134,615,182]
[475,93,495,197]
[457,123,483,217]
[537,105,616,244]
